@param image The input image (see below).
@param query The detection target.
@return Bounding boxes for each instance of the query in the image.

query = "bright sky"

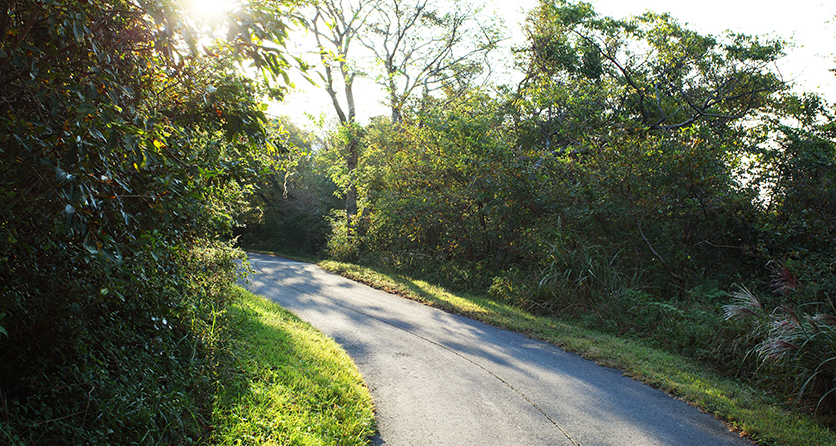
[589,0,836,98]
[272,0,836,123]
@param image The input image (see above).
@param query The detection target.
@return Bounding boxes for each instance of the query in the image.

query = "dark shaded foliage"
[0,0,298,442]
[235,119,341,256]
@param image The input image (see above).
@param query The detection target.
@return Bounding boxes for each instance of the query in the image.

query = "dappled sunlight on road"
[243,252,751,446]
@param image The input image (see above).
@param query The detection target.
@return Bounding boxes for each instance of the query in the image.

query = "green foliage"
[487,268,536,307]
[0,242,243,445]
[358,90,540,289]
[325,210,362,262]
[537,231,640,315]
[754,111,836,303]
[237,118,340,256]
[319,121,366,217]
[0,0,302,443]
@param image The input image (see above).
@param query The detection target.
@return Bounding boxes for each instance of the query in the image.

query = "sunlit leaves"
[518,0,785,135]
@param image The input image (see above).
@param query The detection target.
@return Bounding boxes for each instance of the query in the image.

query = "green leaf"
[13,134,31,151]
[19,43,41,53]
[83,233,98,255]
[107,129,118,150]
[73,21,85,44]
[77,103,97,115]
[89,128,106,141]
[102,247,123,265]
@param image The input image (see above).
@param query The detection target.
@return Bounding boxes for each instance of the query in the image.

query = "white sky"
[271,0,836,124]
[590,0,836,96]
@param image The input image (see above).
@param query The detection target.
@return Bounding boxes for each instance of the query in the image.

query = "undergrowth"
[319,258,836,446]
[0,258,376,445]
[0,243,242,445]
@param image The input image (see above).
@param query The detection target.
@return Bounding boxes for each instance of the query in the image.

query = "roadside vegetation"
[212,286,375,445]
[316,259,834,446]
[0,0,373,444]
[239,1,836,445]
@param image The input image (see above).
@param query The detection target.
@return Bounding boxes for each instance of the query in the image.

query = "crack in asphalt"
[251,259,581,446]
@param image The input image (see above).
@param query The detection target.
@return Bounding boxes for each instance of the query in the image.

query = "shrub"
[725,285,836,415]
[0,241,244,445]
[488,268,535,306]
[325,210,362,262]
[536,232,642,316]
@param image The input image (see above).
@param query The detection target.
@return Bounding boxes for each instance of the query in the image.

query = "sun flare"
[189,0,236,21]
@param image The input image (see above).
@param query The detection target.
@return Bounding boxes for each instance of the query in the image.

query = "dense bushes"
[0,243,243,444]
[0,0,300,443]
[236,149,341,256]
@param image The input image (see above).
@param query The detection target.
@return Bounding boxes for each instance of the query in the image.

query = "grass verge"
[318,259,834,446]
[210,285,375,445]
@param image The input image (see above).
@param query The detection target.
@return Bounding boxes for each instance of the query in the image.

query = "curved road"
[244,253,750,446]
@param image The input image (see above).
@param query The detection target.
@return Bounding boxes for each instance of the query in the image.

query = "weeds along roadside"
[0,242,243,445]
[0,242,374,445]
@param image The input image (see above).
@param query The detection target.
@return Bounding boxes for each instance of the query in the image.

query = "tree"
[505,0,787,289]
[358,89,523,286]
[311,0,376,125]
[309,0,377,223]
[752,94,836,302]
[307,0,503,225]
[517,0,784,148]
[0,0,300,441]
[361,0,504,124]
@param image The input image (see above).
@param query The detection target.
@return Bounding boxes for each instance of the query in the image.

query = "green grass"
[318,259,835,446]
[211,286,375,445]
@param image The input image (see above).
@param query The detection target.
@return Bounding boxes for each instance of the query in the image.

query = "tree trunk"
[345,137,360,225]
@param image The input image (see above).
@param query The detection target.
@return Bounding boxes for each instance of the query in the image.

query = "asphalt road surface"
[243,252,751,446]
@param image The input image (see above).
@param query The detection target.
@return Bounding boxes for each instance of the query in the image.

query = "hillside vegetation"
[240,0,836,438]
[0,0,370,443]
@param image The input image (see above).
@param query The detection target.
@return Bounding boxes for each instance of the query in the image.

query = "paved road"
[243,253,751,446]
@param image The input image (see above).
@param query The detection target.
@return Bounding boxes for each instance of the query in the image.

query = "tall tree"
[307,0,503,223]
[517,0,784,144]
[362,0,504,123]
[310,0,376,222]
